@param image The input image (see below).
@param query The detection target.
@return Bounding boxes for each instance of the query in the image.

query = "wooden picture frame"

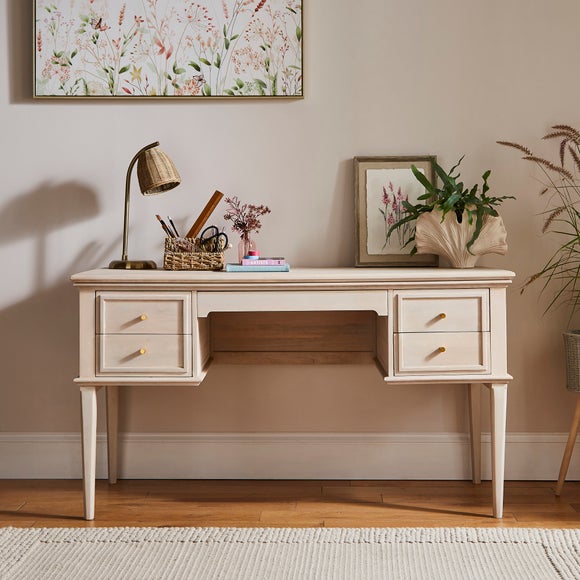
[354,156,439,267]
[34,0,303,98]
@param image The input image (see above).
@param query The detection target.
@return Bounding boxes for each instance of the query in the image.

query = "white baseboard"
[0,432,578,480]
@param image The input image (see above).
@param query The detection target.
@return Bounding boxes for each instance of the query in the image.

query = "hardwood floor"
[1,480,579,528]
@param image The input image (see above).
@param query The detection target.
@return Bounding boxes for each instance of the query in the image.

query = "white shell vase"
[414,209,508,268]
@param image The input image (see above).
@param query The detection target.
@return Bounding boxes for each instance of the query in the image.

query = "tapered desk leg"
[488,383,508,519]
[468,383,482,484]
[106,386,119,484]
[80,386,98,521]
[556,393,580,496]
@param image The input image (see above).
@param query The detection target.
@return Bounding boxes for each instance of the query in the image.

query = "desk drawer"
[98,334,191,374]
[395,332,490,374]
[396,290,489,332]
[97,292,191,334]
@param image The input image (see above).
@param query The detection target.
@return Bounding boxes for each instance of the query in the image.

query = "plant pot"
[563,331,580,392]
[414,209,508,268]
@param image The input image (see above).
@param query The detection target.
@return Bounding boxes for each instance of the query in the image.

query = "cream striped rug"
[1,527,579,579]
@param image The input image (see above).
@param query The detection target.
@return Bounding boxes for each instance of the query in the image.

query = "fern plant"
[387,156,514,254]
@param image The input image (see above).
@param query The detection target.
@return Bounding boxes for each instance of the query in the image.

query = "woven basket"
[163,238,224,271]
[564,331,580,392]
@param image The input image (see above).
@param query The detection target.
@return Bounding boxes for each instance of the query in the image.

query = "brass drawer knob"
[138,348,147,355]
[140,314,148,321]
[437,346,446,353]
[438,313,447,319]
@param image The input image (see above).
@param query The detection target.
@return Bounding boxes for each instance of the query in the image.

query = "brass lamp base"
[109,259,157,269]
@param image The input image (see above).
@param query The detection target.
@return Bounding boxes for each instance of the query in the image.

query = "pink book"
[241,257,286,266]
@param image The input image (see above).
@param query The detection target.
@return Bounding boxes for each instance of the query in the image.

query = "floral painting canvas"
[354,157,438,267]
[34,0,303,97]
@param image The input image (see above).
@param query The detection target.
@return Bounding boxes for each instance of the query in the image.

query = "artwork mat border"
[354,156,439,267]
[32,0,304,99]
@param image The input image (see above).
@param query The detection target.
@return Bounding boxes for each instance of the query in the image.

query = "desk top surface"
[72,267,515,288]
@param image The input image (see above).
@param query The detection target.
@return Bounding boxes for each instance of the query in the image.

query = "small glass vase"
[238,235,256,263]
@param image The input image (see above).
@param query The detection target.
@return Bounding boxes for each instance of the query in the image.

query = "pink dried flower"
[223,195,271,238]
[119,3,126,26]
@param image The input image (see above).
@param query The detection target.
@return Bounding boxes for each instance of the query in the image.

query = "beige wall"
[1,0,579,439]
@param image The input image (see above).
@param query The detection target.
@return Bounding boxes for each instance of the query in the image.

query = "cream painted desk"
[72,267,514,520]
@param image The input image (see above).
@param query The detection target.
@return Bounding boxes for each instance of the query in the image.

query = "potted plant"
[498,125,580,392]
[386,156,514,267]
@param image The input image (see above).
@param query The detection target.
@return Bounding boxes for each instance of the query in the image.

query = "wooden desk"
[72,267,514,520]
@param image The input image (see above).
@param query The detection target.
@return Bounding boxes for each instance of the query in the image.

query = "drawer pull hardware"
[138,348,147,355]
[438,313,447,319]
[140,314,148,321]
[437,346,446,353]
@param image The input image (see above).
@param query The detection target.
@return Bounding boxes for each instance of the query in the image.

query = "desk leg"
[106,386,119,484]
[80,386,98,521]
[488,383,508,519]
[468,383,482,484]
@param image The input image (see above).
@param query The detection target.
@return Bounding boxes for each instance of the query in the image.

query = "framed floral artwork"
[34,0,303,98]
[354,156,439,267]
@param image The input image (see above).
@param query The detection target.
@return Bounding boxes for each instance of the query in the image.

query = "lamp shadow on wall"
[0,182,114,432]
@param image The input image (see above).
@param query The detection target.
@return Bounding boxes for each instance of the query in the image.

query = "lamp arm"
[120,141,160,261]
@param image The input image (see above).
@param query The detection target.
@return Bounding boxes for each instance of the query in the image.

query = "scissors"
[199,225,229,253]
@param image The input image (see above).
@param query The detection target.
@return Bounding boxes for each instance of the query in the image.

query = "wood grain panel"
[210,311,376,353]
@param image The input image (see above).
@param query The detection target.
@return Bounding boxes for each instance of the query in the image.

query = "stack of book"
[225,257,290,272]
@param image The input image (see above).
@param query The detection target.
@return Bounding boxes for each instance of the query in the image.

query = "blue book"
[225,263,290,272]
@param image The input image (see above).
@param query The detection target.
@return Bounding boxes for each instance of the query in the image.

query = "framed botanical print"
[354,156,438,267]
[34,0,303,98]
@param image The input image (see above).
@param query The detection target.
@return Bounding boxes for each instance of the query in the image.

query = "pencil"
[156,214,175,238]
[167,216,180,237]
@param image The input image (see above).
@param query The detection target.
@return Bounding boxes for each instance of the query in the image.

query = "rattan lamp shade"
[137,147,181,195]
[109,141,181,270]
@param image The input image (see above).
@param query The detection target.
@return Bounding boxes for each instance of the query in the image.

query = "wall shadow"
[7,0,33,103]
[0,181,100,286]
[0,242,118,433]
[0,181,113,432]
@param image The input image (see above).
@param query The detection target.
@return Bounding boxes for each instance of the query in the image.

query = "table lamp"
[109,141,181,269]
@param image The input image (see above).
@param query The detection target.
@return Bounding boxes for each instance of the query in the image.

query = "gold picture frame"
[33,0,303,99]
[354,156,439,267]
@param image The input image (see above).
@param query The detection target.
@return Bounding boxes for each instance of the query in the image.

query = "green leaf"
[411,165,437,197]
[225,89,235,96]
[231,34,239,41]
[287,7,297,13]
[200,58,211,66]
[224,38,230,50]
[119,65,130,74]
[202,83,211,96]
[189,61,201,71]
[80,14,89,22]
[296,26,302,41]
[214,54,221,68]
[223,24,227,37]
[482,169,491,195]
[255,78,267,88]
[71,49,78,58]
[236,78,244,88]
